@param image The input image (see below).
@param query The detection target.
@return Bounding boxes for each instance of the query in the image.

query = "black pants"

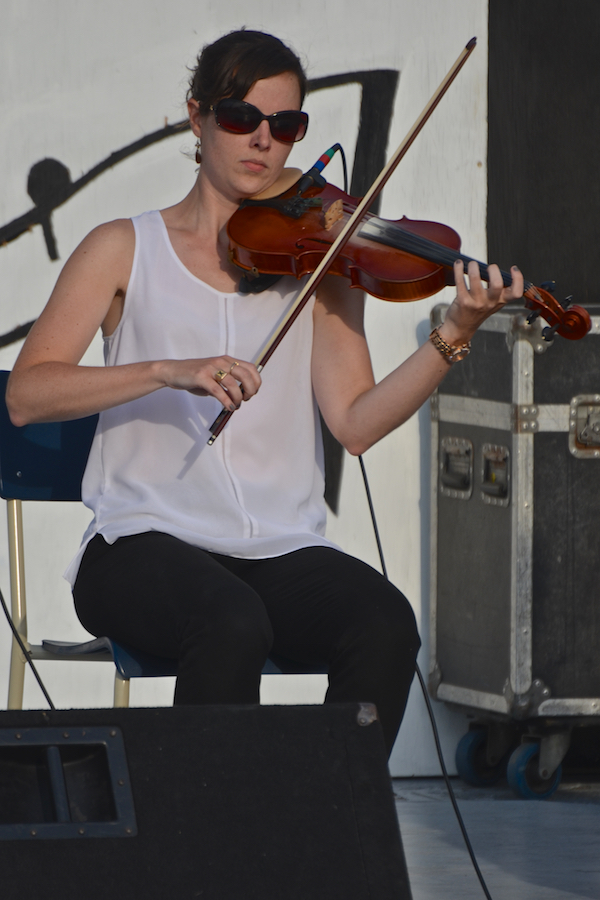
[73,533,420,755]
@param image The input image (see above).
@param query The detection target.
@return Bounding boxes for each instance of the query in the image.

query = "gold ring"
[229,361,240,375]
[214,369,227,383]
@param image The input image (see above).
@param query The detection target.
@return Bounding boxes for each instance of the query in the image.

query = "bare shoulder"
[12,219,137,370]
[71,218,134,273]
[47,217,136,302]
[86,217,134,243]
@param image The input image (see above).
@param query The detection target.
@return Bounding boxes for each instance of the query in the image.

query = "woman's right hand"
[6,220,261,426]
[159,356,261,410]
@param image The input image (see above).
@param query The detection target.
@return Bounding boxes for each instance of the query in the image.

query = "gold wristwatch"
[429,327,471,365]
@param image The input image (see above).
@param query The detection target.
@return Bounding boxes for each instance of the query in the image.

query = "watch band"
[429,327,471,364]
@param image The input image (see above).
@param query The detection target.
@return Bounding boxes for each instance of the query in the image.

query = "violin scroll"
[523,285,591,341]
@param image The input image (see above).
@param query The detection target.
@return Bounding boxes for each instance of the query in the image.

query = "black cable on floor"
[0,584,55,710]
[358,454,493,900]
[414,663,493,900]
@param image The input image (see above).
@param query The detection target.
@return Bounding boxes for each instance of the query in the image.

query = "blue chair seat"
[41,639,327,678]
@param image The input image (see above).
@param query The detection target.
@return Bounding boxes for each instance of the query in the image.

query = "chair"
[0,370,326,710]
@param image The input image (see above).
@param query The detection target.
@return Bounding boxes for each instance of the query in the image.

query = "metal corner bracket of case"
[505,311,552,355]
[513,403,539,434]
[503,677,551,719]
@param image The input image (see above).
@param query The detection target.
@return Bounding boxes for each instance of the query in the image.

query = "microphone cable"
[358,454,493,900]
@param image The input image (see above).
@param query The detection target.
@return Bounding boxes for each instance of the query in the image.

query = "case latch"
[569,395,600,458]
[439,437,473,499]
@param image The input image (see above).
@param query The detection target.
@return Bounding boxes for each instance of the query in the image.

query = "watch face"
[430,329,470,363]
[450,346,470,362]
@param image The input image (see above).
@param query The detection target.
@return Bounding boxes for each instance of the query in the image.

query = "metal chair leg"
[113,671,131,707]
[7,499,27,710]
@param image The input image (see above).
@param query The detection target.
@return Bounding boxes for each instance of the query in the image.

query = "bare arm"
[313,260,524,456]
[7,220,260,425]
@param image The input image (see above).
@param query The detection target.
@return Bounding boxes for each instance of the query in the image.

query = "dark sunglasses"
[210,98,309,144]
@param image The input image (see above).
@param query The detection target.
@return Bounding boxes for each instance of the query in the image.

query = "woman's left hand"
[439,260,524,345]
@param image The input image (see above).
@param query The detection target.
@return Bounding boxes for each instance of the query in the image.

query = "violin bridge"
[322,199,344,231]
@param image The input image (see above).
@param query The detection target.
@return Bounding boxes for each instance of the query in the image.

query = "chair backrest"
[0,371,98,502]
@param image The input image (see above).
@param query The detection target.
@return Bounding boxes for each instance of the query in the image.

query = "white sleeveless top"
[65,210,337,586]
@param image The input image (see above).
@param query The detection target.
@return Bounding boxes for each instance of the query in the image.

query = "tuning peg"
[540,280,556,293]
[560,295,573,310]
[527,310,541,325]
[542,323,560,342]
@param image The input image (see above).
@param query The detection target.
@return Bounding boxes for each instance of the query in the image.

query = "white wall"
[0,0,488,774]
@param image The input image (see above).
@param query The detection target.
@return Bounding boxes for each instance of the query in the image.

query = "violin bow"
[208,37,478,445]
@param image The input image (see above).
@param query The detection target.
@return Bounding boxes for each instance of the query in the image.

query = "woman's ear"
[187,98,202,139]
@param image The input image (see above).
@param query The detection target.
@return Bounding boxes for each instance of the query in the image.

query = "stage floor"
[394,777,600,899]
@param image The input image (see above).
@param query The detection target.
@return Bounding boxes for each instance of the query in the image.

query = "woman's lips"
[242,159,267,173]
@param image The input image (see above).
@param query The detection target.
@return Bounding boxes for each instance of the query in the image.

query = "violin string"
[360,217,531,290]
[333,204,535,293]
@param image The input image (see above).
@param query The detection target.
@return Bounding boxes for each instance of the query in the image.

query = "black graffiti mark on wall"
[0,70,399,509]
[0,120,190,261]
[307,71,399,510]
[0,70,398,267]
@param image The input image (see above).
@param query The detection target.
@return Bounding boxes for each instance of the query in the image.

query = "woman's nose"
[251,119,272,148]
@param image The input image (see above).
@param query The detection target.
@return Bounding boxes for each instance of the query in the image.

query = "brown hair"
[188,29,307,115]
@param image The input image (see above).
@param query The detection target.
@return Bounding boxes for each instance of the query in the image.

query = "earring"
[195,140,202,164]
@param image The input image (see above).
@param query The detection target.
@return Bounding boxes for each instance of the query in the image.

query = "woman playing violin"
[6,30,523,756]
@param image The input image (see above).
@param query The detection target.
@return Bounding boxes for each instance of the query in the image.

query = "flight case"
[429,303,600,797]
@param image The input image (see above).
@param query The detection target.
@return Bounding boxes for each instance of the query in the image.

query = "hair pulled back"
[188,30,307,116]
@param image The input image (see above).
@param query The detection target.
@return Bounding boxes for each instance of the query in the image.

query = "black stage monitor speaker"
[0,704,412,900]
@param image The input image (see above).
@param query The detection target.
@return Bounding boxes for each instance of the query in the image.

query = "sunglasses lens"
[214,101,308,143]
[271,112,308,143]
[215,101,261,134]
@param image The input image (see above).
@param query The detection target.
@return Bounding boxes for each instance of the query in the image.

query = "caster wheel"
[455,729,507,786]
[507,742,561,800]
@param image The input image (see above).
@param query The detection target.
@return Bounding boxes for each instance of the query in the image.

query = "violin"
[227,176,591,342]
[208,38,590,444]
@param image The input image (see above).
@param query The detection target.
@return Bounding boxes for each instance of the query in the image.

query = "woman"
[6,30,523,755]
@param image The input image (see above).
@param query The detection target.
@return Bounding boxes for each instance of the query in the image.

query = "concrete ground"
[393,777,600,900]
